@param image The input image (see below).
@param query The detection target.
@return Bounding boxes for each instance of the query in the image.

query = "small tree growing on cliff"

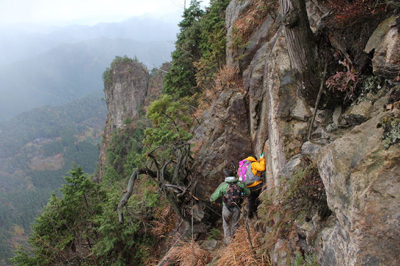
[118,95,200,231]
[144,94,193,150]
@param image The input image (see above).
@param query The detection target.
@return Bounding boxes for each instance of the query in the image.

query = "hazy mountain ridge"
[0,16,177,121]
[0,37,174,121]
[0,16,179,66]
[46,17,179,43]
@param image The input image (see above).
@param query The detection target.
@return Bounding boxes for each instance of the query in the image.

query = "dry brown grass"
[327,0,387,28]
[169,240,212,266]
[151,205,177,237]
[213,65,240,93]
[155,223,271,265]
[215,226,271,266]
[194,65,239,119]
[231,0,278,50]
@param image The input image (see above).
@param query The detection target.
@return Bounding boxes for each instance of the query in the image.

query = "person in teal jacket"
[210,169,250,245]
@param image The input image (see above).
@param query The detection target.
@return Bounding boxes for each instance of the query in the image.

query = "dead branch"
[118,143,197,226]
[118,168,157,223]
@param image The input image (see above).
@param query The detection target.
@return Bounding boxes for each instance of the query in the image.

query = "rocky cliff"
[99,1,400,265]
[98,58,167,178]
[195,0,399,264]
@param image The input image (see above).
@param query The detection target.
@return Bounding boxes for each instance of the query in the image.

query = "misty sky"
[0,0,210,26]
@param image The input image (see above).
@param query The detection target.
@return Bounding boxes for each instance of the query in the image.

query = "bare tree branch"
[118,168,157,223]
[118,143,197,226]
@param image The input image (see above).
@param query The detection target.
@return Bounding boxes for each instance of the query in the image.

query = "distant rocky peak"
[103,57,150,130]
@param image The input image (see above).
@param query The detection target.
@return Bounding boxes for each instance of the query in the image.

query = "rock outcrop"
[365,16,400,80]
[103,60,149,130]
[98,59,164,179]
[192,1,400,265]
[192,89,253,201]
[317,111,400,265]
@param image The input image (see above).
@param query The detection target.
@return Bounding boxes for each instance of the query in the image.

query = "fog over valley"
[0,16,179,120]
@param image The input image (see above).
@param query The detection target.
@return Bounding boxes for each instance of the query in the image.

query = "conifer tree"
[195,0,231,87]
[163,0,205,97]
[12,168,102,265]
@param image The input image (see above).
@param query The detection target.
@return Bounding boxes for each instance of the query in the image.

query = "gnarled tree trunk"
[117,143,203,231]
[279,0,320,105]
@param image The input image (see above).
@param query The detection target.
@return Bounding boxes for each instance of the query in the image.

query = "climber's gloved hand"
[260,152,264,159]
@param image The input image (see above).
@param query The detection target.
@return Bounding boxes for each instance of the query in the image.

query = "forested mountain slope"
[0,91,106,264]
[12,0,400,265]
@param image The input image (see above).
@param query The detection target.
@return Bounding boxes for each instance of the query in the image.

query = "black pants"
[247,183,263,219]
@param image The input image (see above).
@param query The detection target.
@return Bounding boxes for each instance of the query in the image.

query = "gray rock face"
[225,0,252,70]
[317,113,400,265]
[244,31,312,188]
[103,61,149,129]
[219,1,400,265]
[365,16,400,79]
[191,89,253,201]
[280,154,302,179]
[301,141,322,160]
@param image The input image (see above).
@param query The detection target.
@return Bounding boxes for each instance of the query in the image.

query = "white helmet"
[225,176,237,183]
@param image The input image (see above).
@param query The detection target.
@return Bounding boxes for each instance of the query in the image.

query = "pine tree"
[163,0,205,97]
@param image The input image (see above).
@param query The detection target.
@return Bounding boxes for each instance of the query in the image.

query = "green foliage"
[103,67,113,84]
[294,253,318,266]
[208,228,223,240]
[103,166,122,184]
[11,167,164,265]
[145,95,193,149]
[92,176,163,265]
[103,56,145,85]
[123,117,132,125]
[195,0,230,88]
[11,168,103,265]
[111,55,134,66]
[229,26,248,51]
[163,0,205,97]
[104,127,145,181]
[92,186,140,264]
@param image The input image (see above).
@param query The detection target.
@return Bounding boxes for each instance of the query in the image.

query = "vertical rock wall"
[191,89,253,201]
[103,61,149,130]
[318,112,400,265]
